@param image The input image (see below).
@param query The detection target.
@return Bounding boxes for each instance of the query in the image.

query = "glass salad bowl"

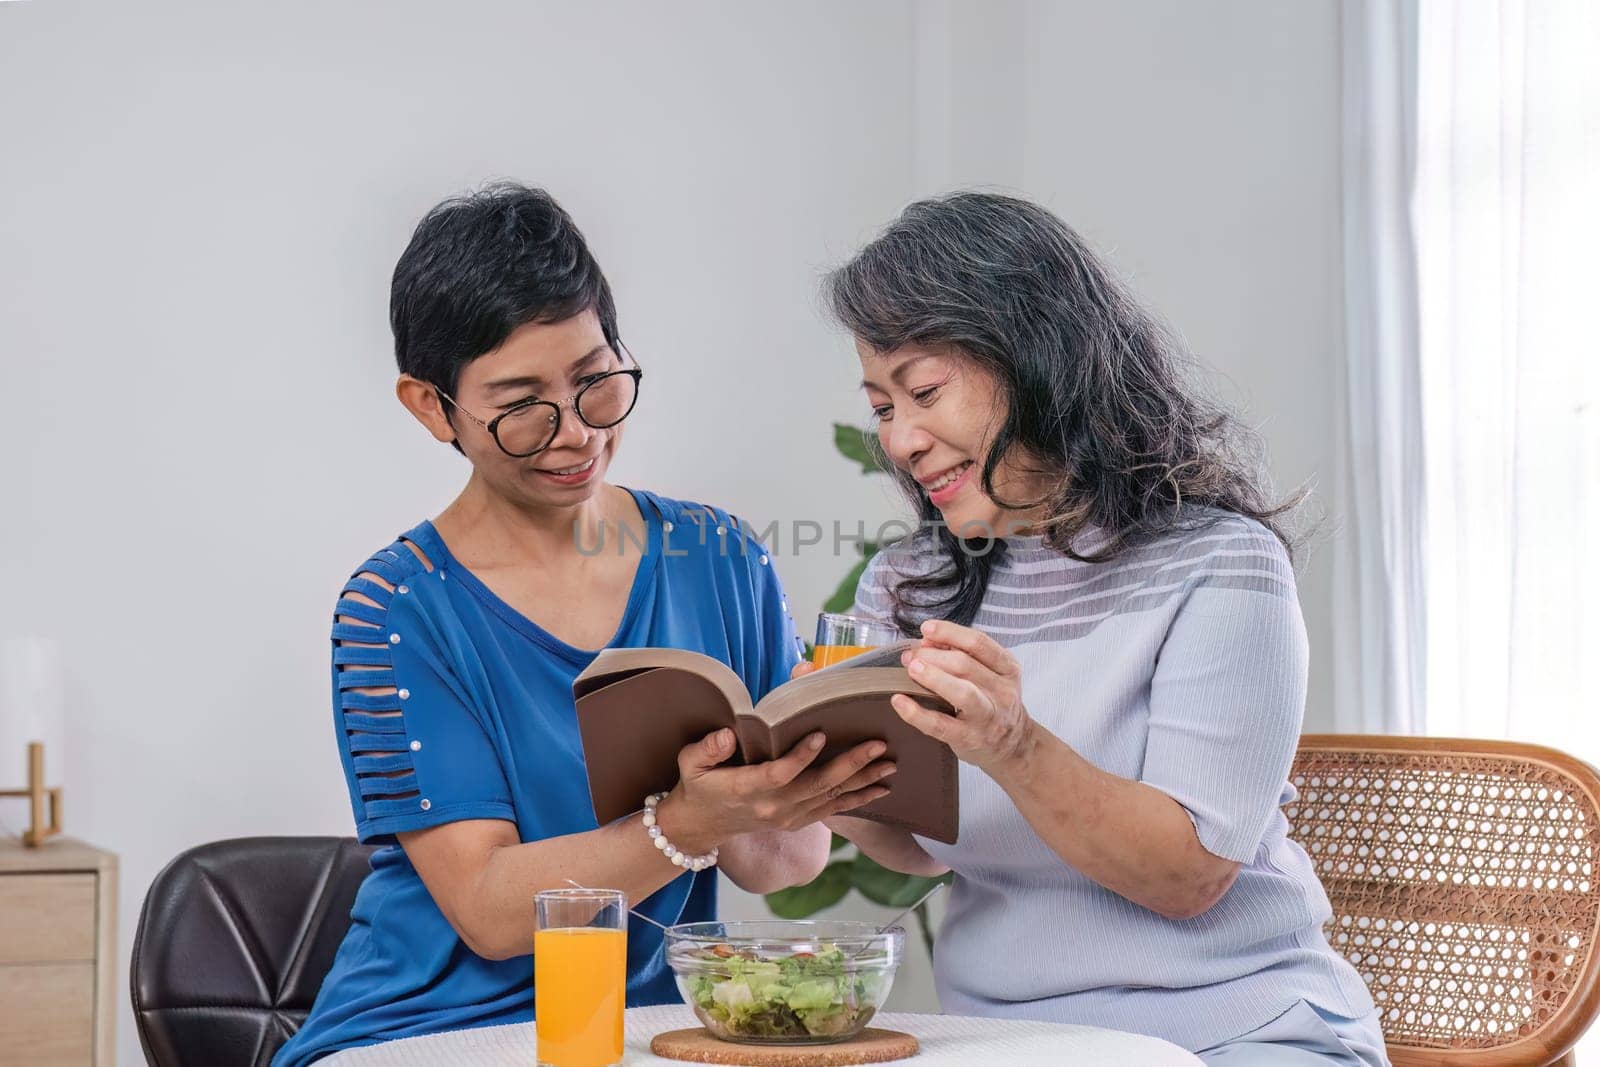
[664,920,903,1044]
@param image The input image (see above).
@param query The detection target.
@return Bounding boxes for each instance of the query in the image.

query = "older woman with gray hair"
[814,193,1389,1066]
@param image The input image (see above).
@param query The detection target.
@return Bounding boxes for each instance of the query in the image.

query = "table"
[323,1004,1203,1066]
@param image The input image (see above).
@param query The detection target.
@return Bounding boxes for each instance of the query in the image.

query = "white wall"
[1014,0,1344,731]
[0,2,1343,1063]
[0,3,921,1061]
[911,0,1344,727]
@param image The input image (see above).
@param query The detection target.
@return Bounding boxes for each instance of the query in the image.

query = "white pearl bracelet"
[642,791,718,872]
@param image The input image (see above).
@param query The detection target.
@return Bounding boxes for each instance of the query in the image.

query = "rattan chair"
[1287,736,1600,1066]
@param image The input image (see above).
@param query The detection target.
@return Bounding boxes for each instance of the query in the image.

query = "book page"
[806,639,920,674]
[575,646,751,712]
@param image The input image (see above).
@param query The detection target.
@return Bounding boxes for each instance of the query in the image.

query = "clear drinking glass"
[812,612,900,669]
[534,888,627,1067]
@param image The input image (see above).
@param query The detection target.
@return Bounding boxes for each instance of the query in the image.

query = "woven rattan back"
[1288,736,1600,1066]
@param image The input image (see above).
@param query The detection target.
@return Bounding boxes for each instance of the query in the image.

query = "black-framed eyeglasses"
[436,342,643,458]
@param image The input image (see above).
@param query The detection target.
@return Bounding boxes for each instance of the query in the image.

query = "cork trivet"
[649,1027,919,1065]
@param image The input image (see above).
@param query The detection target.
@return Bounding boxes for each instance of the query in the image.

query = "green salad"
[680,942,887,1040]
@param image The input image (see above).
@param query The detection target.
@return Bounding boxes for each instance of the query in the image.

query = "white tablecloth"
[322,1004,1202,1066]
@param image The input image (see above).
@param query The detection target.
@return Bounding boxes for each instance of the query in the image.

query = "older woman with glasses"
[273,184,896,1067]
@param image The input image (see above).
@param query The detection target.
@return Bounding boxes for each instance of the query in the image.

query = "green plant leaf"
[822,542,882,615]
[765,860,853,918]
[830,833,851,853]
[851,854,952,908]
[823,556,871,614]
[833,423,887,475]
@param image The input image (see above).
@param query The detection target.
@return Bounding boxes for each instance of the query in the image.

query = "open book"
[572,641,959,844]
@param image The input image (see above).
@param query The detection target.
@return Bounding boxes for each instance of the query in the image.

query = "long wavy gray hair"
[826,191,1302,635]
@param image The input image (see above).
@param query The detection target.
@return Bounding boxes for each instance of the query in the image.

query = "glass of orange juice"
[535,888,626,1067]
[812,612,899,668]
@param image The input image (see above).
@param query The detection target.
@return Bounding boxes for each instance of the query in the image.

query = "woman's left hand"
[895,619,1036,777]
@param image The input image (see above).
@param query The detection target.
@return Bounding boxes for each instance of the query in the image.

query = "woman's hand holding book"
[653,727,896,855]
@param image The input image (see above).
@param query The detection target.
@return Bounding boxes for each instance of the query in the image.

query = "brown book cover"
[572,641,960,844]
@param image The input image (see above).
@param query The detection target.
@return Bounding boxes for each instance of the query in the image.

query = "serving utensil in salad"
[564,878,672,932]
[847,881,947,959]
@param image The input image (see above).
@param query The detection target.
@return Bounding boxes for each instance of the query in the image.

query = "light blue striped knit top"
[852,512,1376,1053]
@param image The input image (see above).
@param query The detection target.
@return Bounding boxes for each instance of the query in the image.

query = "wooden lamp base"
[0,742,63,847]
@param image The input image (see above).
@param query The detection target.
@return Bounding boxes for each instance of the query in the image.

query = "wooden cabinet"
[0,838,116,1067]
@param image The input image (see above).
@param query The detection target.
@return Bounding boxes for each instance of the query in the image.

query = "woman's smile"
[920,460,975,507]
[533,454,599,486]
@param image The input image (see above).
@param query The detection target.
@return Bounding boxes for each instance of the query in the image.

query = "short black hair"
[389,182,618,396]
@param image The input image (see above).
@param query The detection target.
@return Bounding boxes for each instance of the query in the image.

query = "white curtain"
[1333,0,1428,735]
[1337,0,1600,747]
[1412,0,1600,749]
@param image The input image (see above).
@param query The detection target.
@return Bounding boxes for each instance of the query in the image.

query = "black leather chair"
[131,836,377,1067]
